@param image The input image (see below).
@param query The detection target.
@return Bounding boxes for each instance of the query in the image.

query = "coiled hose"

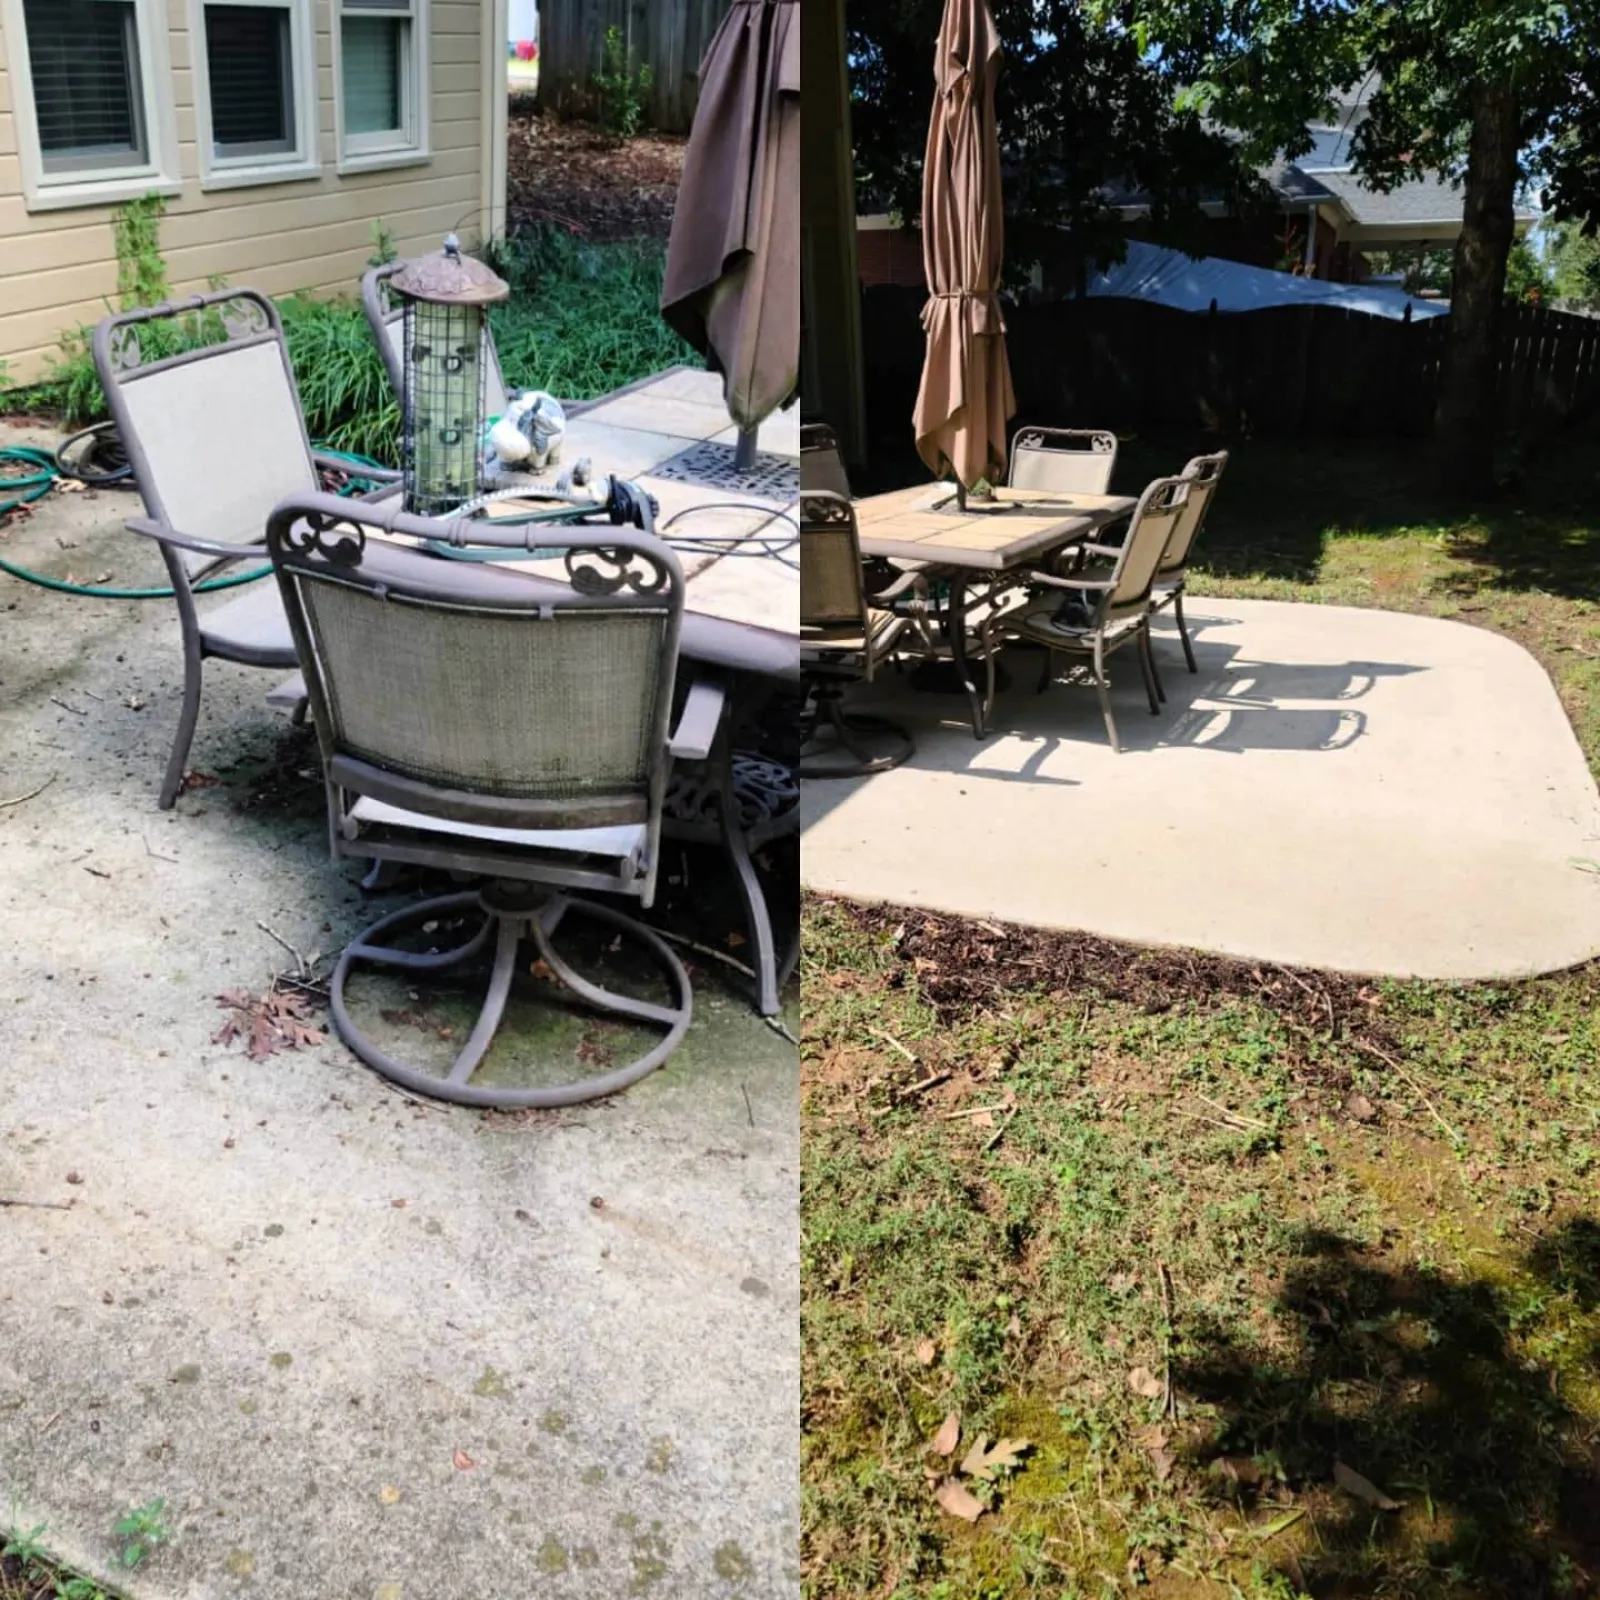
[0,428,389,598]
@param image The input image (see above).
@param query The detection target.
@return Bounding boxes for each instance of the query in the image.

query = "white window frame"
[189,0,321,191]
[0,0,181,213]
[332,0,431,175]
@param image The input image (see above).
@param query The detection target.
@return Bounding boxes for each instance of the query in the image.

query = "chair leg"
[1093,634,1120,754]
[1037,647,1055,694]
[1146,624,1167,704]
[158,654,205,810]
[1174,589,1198,674]
[716,751,782,1016]
[290,696,309,728]
[1136,627,1161,716]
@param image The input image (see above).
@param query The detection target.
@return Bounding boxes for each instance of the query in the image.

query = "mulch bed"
[830,897,1413,1057]
[506,112,685,242]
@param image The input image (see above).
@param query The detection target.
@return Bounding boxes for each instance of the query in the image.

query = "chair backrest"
[94,290,319,575]
[801,422,853,499]
[1159,450,1229,574]
[1105,475,1190,618]
[267,492,684,897]
[363,262,510,417]
[1009,427,1118,495]
[800,489,875,665]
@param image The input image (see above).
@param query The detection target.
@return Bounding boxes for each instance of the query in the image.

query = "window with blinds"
[21,0,148,173]
[204,4,297,158]
[339,0,421,158]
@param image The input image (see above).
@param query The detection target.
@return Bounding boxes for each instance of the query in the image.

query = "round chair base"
[800,694,914,780]
[330,888,692,1108]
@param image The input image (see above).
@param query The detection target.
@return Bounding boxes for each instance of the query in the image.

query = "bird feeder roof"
[391,234,509,306]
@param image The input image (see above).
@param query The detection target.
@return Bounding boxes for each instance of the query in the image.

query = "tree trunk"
[1431,79,1519,494]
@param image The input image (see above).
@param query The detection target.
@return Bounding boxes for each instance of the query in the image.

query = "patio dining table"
[852,481,1137,736]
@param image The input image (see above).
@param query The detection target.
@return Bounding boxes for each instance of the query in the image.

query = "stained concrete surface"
[0,426,799,1599]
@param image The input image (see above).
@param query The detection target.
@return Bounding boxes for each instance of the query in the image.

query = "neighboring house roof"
[1305,166,1538,228]
[1084,238,1449,320]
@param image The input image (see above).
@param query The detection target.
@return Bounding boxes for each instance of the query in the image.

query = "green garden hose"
[0,440,389,599]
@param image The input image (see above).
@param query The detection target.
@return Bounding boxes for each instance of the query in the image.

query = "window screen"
[22,0,147,172]
[204,5,296,158]
[343,15,406,136]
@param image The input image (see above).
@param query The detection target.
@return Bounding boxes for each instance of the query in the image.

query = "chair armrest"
[125,516,263,561]
[313,451,401,483]
[667,677,728,760]
[1027,570,1116,592]
[872,567,928,605]
[1077,542,1124,560]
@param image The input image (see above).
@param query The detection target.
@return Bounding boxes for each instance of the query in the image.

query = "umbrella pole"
[734,426,759,472]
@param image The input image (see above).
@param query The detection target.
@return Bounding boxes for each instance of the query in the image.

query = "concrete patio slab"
[801,596,1600,980]
[0,420,799,1598]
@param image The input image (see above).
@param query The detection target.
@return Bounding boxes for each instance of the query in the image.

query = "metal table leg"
[944,576,987,739]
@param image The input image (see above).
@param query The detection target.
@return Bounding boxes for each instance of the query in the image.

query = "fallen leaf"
[726,931,746,949]
[452,1448,476,1471]
[1347,1092,1377,1122]
[1249,1507,1306,1540]
[1334,1460,1400,1510]
[1108,1271,1139,1294]
[1127,1365,1164,1400]
[65,1171,83,1186]
[929,1412,960,1457]
[914,1338,937,1367]
[933,1478,985,1522]
[529,958,555,981]
[1211,1456,1262,1486]
[1135,1425,1174,1481]
[959,1436,1031,1481]
[970,1110,995,1129]
[378,1485,402,1505]
[391,1199,407,1209]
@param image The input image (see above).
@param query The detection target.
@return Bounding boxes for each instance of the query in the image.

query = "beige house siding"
[0,0,505,382]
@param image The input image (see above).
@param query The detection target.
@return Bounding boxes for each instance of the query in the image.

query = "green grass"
[804,430,1600,1599]
[802,903,1600,1599]
[486,227,699,401]
[2,1521,116,1600]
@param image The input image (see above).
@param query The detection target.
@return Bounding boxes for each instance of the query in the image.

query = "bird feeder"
[390,234,509,517]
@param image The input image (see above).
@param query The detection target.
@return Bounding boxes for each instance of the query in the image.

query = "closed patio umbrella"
[912,0,1016,493]
[662,0,799,464]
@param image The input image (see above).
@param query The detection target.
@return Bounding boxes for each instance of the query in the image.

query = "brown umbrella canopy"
[912,0,1016,488]
[661,0,799,432]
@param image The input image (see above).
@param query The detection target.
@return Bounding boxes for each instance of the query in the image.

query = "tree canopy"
[847,0,1264,287]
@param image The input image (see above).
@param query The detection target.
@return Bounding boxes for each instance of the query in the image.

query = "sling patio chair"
[93,289,401,809]
[992,475,1189,753]
[362,261,510,419]
[800,489,929,778]
[1008,427,1119,494]
[266,490,728,1108]
[800,421,853,498]
[1150,450,1229,673]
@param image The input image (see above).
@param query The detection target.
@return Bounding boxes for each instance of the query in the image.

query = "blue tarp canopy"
[1083,239,1448,321]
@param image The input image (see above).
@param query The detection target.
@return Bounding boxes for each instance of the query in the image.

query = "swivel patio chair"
[993,475,1188,753]
[800,489,927,778]
[267,491,726,1108]
[362,261,510,418]
[92,289,400,808]
[1008,427,1119,495]
[1149,450,1229,673]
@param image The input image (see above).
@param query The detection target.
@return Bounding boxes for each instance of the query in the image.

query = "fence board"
[538,0,734,132]
[858,285,1600,445]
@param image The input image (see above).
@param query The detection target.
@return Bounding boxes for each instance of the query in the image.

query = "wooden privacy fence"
[860,287,1600,440]
[537,0,734,133]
